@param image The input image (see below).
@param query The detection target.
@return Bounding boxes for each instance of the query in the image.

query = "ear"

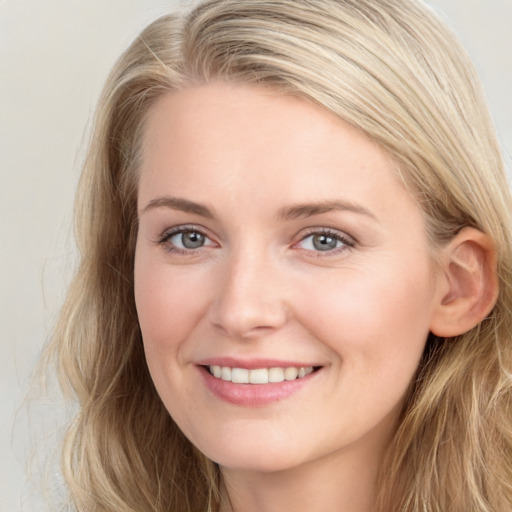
[430,227,499,338]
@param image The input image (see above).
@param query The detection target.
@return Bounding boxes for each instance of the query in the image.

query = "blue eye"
[297,230,353,253]
[171,231,206,249]
[159,227,215,253]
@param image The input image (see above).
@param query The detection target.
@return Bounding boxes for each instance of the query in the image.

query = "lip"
[196,358,322,407]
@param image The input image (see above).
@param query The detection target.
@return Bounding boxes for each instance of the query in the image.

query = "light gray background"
[1,1,511,510]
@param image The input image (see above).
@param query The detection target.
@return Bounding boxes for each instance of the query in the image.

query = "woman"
[45,0,512,510]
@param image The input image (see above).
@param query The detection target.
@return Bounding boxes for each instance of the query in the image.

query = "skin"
[134,83,447,512]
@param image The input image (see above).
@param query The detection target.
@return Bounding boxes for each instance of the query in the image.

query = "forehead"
[139,82,416,222]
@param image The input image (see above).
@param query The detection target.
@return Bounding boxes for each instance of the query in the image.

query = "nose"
[209,247,289,339]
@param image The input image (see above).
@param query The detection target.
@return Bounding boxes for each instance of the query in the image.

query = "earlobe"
[430,227,499,338]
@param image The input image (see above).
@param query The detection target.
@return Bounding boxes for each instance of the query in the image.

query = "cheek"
[133,256,208,417]
[134,255,208,359]
[299,271,432,426]
[297,262,434,369]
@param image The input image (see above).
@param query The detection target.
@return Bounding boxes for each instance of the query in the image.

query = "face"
[135,83,443,474]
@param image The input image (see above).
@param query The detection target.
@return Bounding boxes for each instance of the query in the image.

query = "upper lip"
[196,357,322,369]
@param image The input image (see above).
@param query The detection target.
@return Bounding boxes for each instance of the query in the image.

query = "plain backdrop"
[1,1,511,510]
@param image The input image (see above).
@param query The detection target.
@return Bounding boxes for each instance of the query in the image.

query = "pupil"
[313,234,337,251]
[182,231,205,249]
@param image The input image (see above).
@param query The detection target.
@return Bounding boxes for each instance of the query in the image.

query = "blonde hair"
[45,0,512,510]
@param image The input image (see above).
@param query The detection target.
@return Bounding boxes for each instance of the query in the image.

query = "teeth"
[221,366,231,381]
[284,367,298,380]
[268,367,285,383]
[231,368,249,384]
[208,365,314,384]
[249,368,269,384]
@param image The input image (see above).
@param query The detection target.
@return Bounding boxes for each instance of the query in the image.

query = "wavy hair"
[44,0,512,510]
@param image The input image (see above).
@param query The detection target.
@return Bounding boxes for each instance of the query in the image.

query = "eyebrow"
[140,196,377,222]
[277,200,377,221]
[140,196,215,218]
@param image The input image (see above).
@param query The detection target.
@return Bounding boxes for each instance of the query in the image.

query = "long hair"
[45,1,512,510]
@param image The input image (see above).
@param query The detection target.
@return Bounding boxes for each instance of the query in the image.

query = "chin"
[208,435,336,477]
[193,430,306,474]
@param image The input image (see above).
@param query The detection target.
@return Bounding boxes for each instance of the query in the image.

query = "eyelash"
[156,226,355,256]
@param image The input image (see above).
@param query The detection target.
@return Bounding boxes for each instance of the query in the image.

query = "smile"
[208,365,314,384]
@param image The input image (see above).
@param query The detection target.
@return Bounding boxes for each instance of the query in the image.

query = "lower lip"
[198,366,318,406]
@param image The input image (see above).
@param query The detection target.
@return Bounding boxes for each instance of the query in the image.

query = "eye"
[296,229,354,254]
[158,226,216,253]
[171,230,207,249]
